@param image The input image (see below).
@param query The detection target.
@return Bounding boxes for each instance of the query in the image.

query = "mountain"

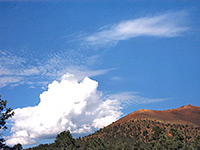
[111,104,200,127]
[82,104,200,149]
[26,105,200,150]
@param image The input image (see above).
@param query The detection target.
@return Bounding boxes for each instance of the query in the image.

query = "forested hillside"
[83,119,200,149]
[12,105,200,150]
[24,119,200,150]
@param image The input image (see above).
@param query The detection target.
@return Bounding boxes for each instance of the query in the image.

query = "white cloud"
[5,74,166,146]
[6,73,122,146]
[0,50,41,88]
[0,76,23,88]
[0,49,105,88]
[84,12,188,47]
[108,92,166,105]
[0,12,189,88]
[110,76,121,81]
[63,67,115,81]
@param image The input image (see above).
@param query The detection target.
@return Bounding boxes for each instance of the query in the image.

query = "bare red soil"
[112,104,200,126]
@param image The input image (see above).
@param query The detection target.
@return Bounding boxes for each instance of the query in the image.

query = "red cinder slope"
[112,104,200,126]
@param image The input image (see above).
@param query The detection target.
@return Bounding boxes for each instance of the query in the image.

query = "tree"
[0,95,15,148]
[151,126,163,140]
[85,138,106,150]
[54,130,75,150]
[192,135,200,150]
[13,143,23,150]
[143,130,148,142]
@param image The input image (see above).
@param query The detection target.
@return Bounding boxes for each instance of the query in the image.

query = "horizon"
[0,0,200,148]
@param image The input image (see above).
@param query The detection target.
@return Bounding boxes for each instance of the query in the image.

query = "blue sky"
[0,0,200,147]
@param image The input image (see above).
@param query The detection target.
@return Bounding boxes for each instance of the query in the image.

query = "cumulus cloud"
[5,74,166,146]
[84,12,188,47]
[6,73,122,145]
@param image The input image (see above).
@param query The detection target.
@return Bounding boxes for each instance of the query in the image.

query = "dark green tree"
[192,135,200,150]
[13,143,23,150]
[151,126,163,140]
[54,130,75,150]
[143,130,148,142]
[0,95,14,148]
[169,127,184,149]
[81,138,106,150]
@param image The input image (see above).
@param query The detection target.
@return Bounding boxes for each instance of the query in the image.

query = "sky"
[0,0,200,147]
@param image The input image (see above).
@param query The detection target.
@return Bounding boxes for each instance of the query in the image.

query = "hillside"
[82,104,200,149]
[26,104,200,150]
[111,104,200,126]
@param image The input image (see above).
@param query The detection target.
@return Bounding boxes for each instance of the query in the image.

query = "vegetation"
[0,95,15,149]
[0,95,23,150]
[3,143,23,150]
[25,119,200,150]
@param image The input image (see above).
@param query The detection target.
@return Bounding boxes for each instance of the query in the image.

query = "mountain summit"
[112,104,200,126]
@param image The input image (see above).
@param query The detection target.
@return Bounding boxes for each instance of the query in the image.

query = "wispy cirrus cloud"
[0,12,189,88]
[108,92,166,106]
[0,76,23,88]
[0,50,106,88]
[84,12,189,47]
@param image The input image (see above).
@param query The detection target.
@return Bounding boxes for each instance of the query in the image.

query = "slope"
[111,104,200,126]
